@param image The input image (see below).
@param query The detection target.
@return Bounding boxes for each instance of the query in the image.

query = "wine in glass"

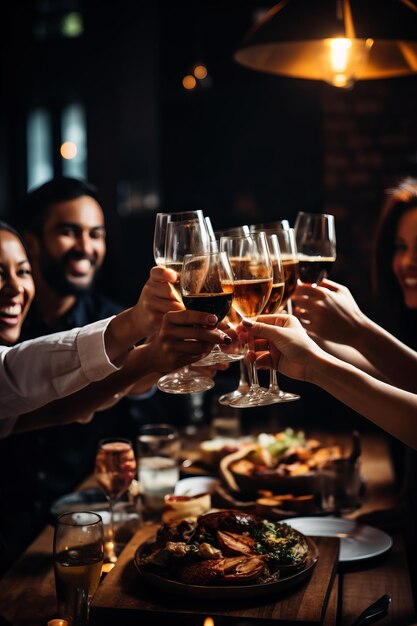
[294,212,336,285]
[53,511,104,626]
[245,231,300,405]
[180,250,240,367]
[94,438,136,563]
[220,232,274,408]
[157,219,215,394]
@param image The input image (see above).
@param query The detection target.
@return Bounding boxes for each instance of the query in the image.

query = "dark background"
[1,0,417,434]
[4,0,416,311]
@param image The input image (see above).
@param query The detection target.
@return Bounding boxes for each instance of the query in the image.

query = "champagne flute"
[94,438,136,563]
[157,219,214,393]
[220,232,273,408]
[294,212,336,285]
[53,511,104,626]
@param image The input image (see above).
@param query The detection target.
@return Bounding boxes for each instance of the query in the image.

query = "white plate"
[282,517,393,563]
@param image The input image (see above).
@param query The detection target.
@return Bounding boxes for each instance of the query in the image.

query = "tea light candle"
[47,620,69,626]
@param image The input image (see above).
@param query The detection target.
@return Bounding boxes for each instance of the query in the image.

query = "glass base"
[218,387,249,406]
[229,387,300,408]
[193,351,243,367]
[157,371,214,394]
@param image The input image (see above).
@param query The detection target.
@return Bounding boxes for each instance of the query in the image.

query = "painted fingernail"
[223,335,232,345]
[207,314,218,324]
[242,319,253,327]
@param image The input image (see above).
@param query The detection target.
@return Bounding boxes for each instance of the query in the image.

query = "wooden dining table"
[0,430,415,626]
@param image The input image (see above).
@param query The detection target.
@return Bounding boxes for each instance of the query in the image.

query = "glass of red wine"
[94,438,136,563]
[180,249,237,366]
[294,212,336,285]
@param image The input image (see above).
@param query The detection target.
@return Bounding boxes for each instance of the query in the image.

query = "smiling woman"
[0,221,35,346]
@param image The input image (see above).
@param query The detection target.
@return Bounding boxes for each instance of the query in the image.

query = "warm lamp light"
[235,0,417,88]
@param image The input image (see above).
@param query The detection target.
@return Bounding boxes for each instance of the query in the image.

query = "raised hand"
[134,266,184,337]
[236,314,325,382]
[292,278,365,345]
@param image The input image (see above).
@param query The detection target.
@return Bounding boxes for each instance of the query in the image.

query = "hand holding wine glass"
[181,250,242,367]
[294,212,336,285]
[220,231,273,408]
[94,438,136,563]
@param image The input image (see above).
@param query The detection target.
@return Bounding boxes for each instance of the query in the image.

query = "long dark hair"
[372,178,417,348]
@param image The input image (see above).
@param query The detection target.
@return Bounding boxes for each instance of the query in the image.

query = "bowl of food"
[220,429,362,514]
[134,509,318,599]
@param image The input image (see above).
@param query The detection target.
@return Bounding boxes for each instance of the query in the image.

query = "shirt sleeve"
[0,317,120,427]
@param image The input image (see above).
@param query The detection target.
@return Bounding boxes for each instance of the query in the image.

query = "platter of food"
[219,429,362,514]
[134,509,319,599]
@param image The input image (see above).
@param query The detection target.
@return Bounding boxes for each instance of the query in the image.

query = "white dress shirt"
[0,317,120,437]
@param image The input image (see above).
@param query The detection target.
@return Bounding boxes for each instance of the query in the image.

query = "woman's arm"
[241,314,417,450]
[11,308,223,433]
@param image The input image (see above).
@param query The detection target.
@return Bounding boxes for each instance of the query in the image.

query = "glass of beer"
[53,511,104,626]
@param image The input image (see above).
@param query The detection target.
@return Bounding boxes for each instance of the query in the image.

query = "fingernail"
[223,335,232,345]
[207,314,218,324]
[242,319,253,327]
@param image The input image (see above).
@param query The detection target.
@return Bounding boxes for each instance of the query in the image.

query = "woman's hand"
[237,314,325,382]
[292,278,365,346]
[145,309,229,374]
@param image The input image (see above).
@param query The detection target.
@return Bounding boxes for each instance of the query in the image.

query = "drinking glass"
[249,219,290,232]
[182,250,243,366]
[157,219,214,393]
[220,232,273,408]
[153,210,205,266]
[276,228,300,311]
[53,511,104,626]
[294,212,336,285]
[94,438,136,563]
[137,424,180,517]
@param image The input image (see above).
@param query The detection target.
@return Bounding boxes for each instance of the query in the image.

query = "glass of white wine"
[220,231,274,408]
[53,511,104,626]
[157,219,214,393]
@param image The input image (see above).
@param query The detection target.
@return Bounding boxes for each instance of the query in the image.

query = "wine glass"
[276,228,300,311]
[153,210,205,266]
[180,250,241,367]
[242,231,300,406]
[220,232,274,408]
[53,511,104,626]
[94,438,136,563]
[249,219,290,232]
[294,212,336,285]
[157,219,214,393]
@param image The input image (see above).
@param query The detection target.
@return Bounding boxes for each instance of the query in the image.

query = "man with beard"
[0,178,157,570]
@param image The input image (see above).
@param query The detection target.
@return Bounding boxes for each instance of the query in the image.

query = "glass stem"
[107,498,117,563]
[269,369,280,395]
[237,359,249,392]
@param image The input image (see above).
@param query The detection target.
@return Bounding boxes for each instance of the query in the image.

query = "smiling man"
[20,178,109,330]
